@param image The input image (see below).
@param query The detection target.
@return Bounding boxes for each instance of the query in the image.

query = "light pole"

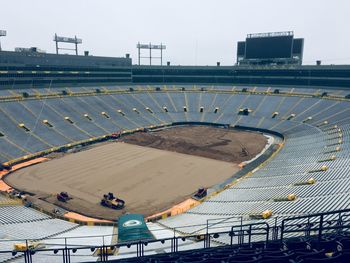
[0,30,7,51]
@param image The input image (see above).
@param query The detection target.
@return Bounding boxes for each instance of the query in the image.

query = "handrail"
[280,208,350,241]
[0,208,349,262]
[281,208,350,222]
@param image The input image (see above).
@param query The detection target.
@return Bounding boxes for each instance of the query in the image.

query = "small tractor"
[100,192,125,209]
[56,192,72,202]
[193,187,207,200]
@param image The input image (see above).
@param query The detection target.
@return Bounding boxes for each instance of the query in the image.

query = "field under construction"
[5,126,267,220]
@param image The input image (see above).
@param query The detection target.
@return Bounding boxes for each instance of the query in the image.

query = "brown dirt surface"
[120,126,267,163]
[5,126,267,220]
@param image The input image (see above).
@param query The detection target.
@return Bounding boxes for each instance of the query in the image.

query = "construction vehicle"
[56,192,72,202]
[100,192,125,209]
[0,163,11,171]
[13,242,40,251]
[193,188,207,200]
[96,246,117,256]
[111,131,122,139]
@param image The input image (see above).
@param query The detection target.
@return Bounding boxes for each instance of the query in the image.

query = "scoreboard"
[245,35,293,59]
[236,31,304,65]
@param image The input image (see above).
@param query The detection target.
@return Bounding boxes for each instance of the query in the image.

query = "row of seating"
[0,206,51,225]
[110,234,350,262]
[0,87,349,163]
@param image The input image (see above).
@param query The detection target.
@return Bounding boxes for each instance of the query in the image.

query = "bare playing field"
[120,126,267,163]
[5,126,267,220]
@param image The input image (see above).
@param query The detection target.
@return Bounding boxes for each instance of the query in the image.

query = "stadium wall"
[0,50,133,88]
[1,50,350,89]
[132,65,350,89]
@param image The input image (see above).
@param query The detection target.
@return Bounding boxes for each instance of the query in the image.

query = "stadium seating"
[107,236,350,262]
[0,85,350,262]
[0,206,51,224]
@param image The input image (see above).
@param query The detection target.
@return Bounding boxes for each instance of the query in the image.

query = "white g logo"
[123,220,142,227]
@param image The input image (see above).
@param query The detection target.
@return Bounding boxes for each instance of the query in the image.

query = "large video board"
[245,35,293,59]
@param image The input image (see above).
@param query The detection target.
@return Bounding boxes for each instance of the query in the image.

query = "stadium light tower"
[53,34,82,55]
[137,42,166,66]
[0,30,7,51]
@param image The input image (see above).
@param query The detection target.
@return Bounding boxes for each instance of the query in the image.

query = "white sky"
[1,0,349,65]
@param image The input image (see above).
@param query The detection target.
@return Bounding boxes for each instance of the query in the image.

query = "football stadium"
[1,3,350,262]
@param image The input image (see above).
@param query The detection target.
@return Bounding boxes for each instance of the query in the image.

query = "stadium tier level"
[0,52,350,262]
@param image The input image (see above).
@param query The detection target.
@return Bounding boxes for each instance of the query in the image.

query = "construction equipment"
[14,242,40,251]
[0,163,11,171]
[56,192,72,202]
[100,192,125,209]
[249,210,273,220]
[111,131,122,139]
[96,246,116,256]
[193,188,207,200]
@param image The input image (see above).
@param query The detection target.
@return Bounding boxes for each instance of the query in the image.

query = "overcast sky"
[1,0,349,65]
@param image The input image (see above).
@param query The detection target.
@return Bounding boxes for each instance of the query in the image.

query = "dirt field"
[120,126,267,163]
[5,126,267,220]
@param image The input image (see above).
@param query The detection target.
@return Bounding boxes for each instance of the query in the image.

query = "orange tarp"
[0,180,12,192]
[169,198,200,216]
[1,157,48,179]
[9,157,49,172]
[64,212,113,223]
[146,198,200,220]
[238,162,245,168]
[0,170,8,180]
[0,157,48,191]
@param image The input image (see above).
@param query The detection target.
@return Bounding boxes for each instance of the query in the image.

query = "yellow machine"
[249,210,273,219]
[96,246,116,256]
[273,194,297,202]
[13,242,39,251]
[100,193,125,209]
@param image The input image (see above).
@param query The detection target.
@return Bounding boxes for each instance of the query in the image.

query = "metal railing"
[0,208,349,262]
[280,209,350,242]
